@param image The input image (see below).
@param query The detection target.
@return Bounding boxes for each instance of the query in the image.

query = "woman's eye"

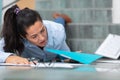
[41,29,45,33]
[32,35,37,39]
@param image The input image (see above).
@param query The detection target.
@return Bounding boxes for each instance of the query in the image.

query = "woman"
[0,5,71,64]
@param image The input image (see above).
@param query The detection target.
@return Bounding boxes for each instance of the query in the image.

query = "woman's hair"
[1,5,43,54]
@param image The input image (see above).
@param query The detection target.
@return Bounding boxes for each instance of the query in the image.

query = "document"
[96,59,120,64]
[95,34,120,59]
[0,63,31,66]
[46,49,102,64]
[0,63,74,68]
[32,63,74,68]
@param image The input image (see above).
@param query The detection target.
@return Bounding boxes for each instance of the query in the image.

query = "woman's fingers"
[76,50,82,53]
[5,56,30,64]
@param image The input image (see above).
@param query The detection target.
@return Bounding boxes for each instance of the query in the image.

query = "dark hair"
[1,5,43,54]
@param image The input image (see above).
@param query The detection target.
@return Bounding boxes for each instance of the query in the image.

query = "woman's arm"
[0,38,29,64]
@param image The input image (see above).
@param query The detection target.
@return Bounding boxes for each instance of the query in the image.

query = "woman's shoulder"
[43,20,64,29]
[43,20,64,31]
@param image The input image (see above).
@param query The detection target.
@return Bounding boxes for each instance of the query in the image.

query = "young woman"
[0,5,71,64]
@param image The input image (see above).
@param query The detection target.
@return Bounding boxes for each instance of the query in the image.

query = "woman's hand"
[76,50,82,53]
[5,56,30,64]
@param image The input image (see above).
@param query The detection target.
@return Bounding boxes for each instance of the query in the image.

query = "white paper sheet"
[31,63,74,68]
[96,59,120,63]
[95,34,120,59]
[0,63,31,66]
[0,63,77,68]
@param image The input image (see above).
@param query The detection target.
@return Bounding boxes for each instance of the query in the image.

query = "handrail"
[2,0,20,10]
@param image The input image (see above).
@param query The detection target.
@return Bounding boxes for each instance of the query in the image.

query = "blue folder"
[46,49,102,64]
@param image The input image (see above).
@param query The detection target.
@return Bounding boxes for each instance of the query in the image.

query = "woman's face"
[25,21,47,47]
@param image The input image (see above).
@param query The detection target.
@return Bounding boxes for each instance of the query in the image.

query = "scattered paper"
[96,59,120,63]
[95,34,120,59]
[0,63,75,68]
[46,48,102,64]
[0,63,31,67]
[31,63,74,68]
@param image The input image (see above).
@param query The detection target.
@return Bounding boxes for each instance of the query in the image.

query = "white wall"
[3,0,16,7]
[2,0,17,23]
[112,0,120,24]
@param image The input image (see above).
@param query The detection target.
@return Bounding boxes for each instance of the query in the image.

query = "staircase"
[35,0,120,53]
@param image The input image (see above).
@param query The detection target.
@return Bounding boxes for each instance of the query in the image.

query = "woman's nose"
[38,34,44,41]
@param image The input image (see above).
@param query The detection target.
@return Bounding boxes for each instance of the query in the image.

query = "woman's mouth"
[40,40,46,45]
